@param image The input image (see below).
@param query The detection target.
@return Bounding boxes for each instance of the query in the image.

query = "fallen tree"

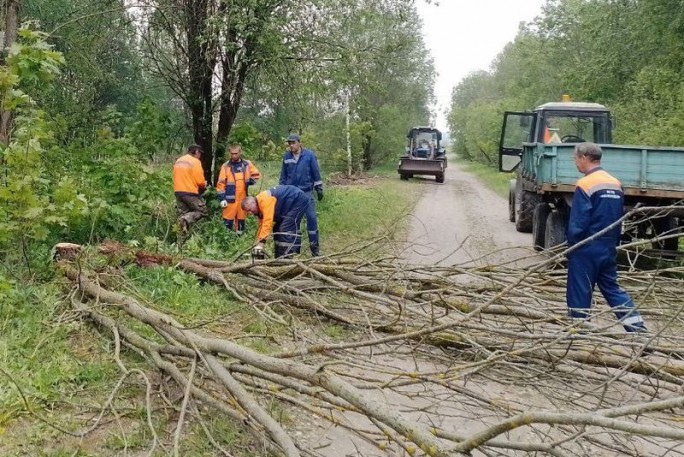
[48,238,684,457]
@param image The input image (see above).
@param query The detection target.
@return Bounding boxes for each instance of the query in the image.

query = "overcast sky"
[416,0,547,132]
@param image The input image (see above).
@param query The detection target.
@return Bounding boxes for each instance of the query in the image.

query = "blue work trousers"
[303,192,320,256]
[566,242,646,332]
[273,200,309,258]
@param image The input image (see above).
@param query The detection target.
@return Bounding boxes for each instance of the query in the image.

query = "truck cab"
[499,101,613,173]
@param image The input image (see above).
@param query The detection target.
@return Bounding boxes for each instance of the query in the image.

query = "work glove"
[220,200,228,208]
[246,178,256,186]
[252,244,265,257]
[316,189,324,201]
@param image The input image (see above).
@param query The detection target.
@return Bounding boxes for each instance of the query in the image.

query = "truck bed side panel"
[529,143,684,194]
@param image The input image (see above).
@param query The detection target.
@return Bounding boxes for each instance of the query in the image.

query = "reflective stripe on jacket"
[216,159,260,202]
[173,154,205,195]
[279,148,323,193]
[567,167,624,246]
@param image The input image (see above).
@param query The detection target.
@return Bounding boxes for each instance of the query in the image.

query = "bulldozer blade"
[398,158,445,176]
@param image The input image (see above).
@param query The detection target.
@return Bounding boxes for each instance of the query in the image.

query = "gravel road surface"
[400,159,534,267]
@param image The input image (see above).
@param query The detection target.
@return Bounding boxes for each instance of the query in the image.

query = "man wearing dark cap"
[279,134,323,256]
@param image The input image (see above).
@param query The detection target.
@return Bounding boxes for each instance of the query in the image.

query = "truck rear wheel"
[544,208,568,249]
[515,189,537,233]
[651,215,679,252]
[436,173,444,183]
[532,203,551,251]
[400,174,409,181]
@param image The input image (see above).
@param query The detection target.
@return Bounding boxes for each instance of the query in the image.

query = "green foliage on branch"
[0,24,74,254]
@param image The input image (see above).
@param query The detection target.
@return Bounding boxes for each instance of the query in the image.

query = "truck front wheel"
[515,189,538,233]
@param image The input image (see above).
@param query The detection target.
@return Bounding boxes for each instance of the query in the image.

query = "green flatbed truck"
[499,100,684,253]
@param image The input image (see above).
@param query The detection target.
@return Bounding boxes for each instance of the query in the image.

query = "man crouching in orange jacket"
[216,144,260,236]
[172,144,208,233]
[241,185,313,258]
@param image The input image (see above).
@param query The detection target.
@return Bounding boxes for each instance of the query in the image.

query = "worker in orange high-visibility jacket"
[216,144,261,236]
[173,144,208,233]
[241,185,313,258]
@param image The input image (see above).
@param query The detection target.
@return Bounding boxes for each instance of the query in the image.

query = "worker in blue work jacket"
[279,134,323,256]
[241,185,313,258]
[566,142,647,333]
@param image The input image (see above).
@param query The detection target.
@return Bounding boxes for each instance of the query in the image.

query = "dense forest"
[448,0,684,164]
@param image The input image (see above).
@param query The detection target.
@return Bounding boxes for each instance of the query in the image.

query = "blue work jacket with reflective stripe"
[270,185,310,220]
[279,148,323,193]
[567,167,624,246]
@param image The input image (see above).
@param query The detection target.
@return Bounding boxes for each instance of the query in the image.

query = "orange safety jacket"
[216,159,261,222]
[173,154,205,195]
[255,191,277,242]
[216,159,261,203]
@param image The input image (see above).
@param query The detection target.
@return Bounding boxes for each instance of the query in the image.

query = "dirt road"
[294,161,675,457]
[294,161,551,456]
[400,159,534,266]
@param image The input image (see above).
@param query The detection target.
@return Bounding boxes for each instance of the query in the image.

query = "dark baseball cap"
[286,134,300,142]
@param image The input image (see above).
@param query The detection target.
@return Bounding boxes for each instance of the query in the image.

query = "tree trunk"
[346,91,352,177]
[361,132,372,171]
[0,0,20,146]
[185,0,214,183]
[214,44,248,184]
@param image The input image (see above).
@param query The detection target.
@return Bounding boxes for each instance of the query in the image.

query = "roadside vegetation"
[0,1,428,453]
[0,164,419,456]
[448,0,684,167]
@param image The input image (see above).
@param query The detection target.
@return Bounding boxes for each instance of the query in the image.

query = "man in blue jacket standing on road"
[566,142,647,333]
[279,134,323,256]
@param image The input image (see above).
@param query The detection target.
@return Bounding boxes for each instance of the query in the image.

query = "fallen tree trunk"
[53,242,684,456]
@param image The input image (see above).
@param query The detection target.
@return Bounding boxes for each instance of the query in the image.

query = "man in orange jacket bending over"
[241,185,313,258]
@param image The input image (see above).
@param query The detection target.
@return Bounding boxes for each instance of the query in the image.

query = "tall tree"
[140,0,290,182]
[21,0,145,144]
[0,0,20,145]
[242,0,434,172]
